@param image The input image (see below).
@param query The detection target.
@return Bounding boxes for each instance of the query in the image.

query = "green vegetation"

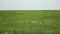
[0,10,60,34]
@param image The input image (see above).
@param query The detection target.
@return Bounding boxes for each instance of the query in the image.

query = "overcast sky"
[0,0,60,10]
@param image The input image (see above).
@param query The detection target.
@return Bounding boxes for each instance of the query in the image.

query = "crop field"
[0,10,60,34]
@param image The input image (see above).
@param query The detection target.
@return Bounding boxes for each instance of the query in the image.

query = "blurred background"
[0,0,60,10]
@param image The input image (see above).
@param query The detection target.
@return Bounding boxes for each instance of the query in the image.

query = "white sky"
[0,0,60,10]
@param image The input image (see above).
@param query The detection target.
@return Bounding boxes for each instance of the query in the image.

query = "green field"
[0,10,60,34]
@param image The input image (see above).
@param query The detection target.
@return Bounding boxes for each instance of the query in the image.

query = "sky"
[0,0,60,10]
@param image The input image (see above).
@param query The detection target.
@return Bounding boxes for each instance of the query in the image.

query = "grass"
[0,10,60,34]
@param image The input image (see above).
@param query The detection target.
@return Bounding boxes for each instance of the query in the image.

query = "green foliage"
[0,10,60,34]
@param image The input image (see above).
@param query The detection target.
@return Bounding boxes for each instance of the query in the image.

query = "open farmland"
[0,10,60,34]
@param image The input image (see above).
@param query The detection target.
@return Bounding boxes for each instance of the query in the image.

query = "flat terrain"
[0,10,60,34]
